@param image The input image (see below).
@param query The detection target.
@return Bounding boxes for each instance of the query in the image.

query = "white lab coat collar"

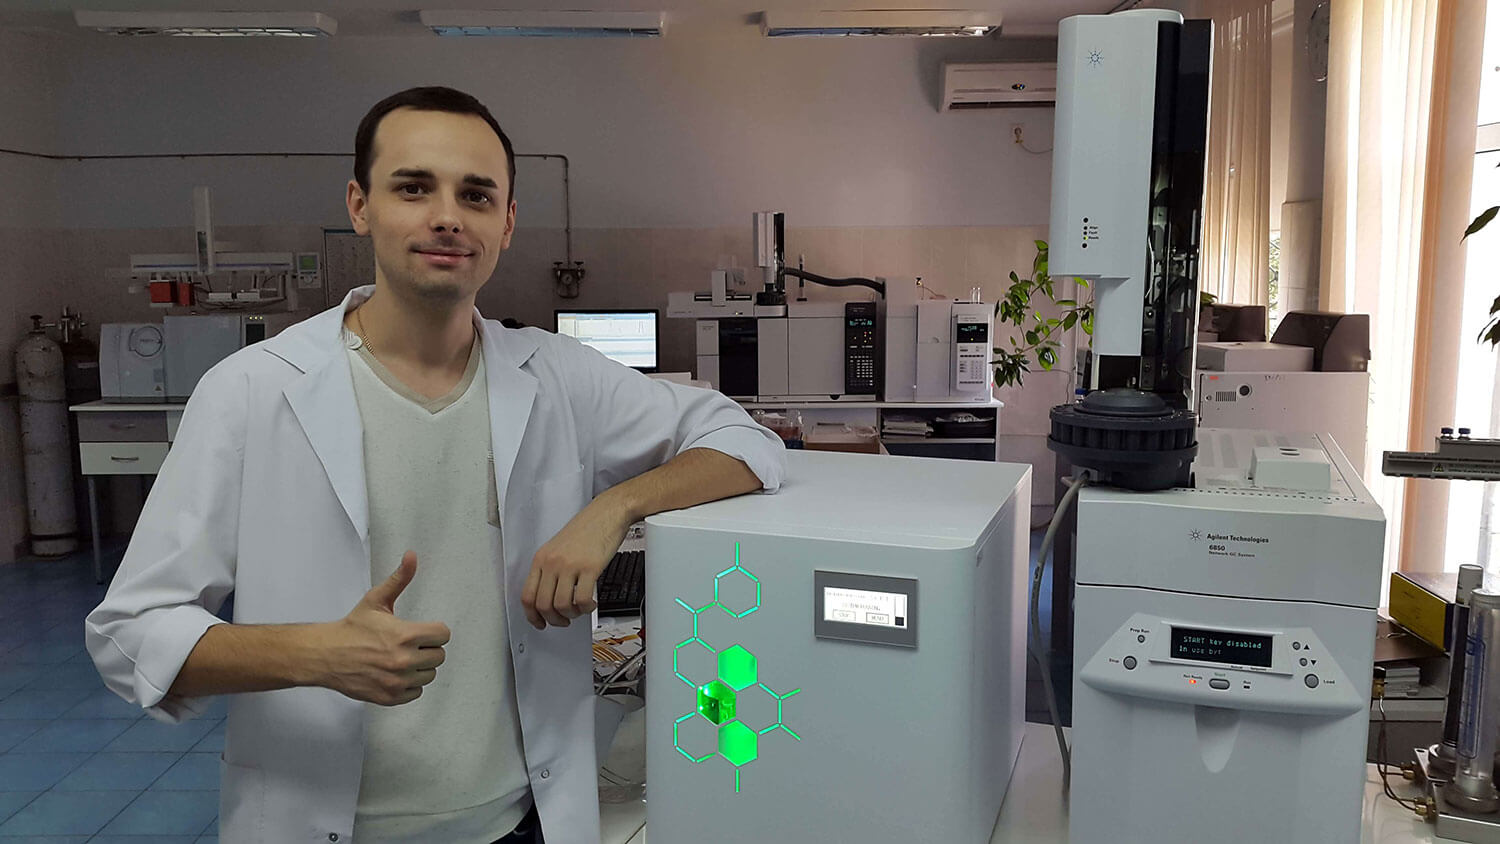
[262,285,543,545]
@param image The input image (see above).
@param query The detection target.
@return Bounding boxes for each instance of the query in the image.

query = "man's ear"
[347,180,371,235]
[499,199,517,250]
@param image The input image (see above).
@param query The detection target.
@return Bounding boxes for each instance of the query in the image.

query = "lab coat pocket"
[219,756,266,839]
[515,464,587,545]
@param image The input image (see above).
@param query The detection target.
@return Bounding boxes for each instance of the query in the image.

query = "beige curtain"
[1404,0,1486,573]
[1200,0,1273,306]
[1319,0,1484,578]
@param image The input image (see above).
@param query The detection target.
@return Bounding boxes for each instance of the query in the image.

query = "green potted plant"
[1466,205,1500,344]
[992,240,1093,388]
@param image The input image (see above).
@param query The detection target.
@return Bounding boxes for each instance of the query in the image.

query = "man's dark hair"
[354,86,517,204]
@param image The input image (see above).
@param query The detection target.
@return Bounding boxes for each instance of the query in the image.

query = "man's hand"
[521,496,632,629]
[316,552,451,705]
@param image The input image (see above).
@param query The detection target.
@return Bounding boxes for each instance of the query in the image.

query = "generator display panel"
[1170,626,1273,668]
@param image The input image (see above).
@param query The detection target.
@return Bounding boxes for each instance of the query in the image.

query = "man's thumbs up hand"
[315,551,452,706]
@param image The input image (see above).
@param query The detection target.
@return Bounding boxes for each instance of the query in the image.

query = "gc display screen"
[1170,626,1273,668]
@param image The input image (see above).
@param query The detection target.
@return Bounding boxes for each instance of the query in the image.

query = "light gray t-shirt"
[345,331,530,843]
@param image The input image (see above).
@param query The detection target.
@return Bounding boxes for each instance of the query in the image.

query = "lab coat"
[85,286,786,844]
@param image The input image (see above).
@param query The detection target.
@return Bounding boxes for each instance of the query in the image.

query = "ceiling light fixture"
[760,10,1002,38]
[419,10,666,38]
[74,10,337,37]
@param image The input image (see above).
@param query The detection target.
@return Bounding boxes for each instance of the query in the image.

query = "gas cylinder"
[16,315,78,556]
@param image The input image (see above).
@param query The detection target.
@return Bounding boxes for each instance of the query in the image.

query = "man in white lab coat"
[85,86,786,844]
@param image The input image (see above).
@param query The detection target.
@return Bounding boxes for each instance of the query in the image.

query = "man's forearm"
[601,447,764,524]
[168,622,330,698]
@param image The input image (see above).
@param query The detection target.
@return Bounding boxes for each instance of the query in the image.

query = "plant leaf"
[1466,206,1500,241]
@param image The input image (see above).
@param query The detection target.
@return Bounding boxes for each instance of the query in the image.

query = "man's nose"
[430,194,462,234]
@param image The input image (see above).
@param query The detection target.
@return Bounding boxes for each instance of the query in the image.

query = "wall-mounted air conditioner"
[941,62,1057,110]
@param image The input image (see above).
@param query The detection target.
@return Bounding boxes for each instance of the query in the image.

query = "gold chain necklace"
[355,306,376,357]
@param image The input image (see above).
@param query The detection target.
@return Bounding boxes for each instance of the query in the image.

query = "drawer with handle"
[77,412,169,443]
[80,442,169,475]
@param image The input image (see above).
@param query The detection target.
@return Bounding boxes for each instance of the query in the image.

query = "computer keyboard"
[598,548,645,616]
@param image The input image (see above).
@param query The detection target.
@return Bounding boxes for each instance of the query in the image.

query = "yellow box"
[1388,571,1454,651]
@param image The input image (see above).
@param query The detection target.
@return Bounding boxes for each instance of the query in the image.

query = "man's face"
[346,107,515,305]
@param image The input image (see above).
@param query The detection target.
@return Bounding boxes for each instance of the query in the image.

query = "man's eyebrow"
[386,168,497,191]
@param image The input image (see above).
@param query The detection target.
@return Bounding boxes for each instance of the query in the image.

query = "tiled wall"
[0,222,1072,561]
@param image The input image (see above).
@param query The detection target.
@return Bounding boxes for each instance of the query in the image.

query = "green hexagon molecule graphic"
[697,680,736,725]
[674,543,800,795]
[718,645,758,691]
[718,720,758,766]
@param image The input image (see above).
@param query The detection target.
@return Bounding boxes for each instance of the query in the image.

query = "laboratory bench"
[68,400,186,583]
[597,720,1444,843]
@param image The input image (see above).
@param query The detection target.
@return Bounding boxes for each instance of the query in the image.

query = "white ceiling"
[0,1,1125,37]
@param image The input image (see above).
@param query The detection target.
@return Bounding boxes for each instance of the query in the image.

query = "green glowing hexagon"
[673,637,716,688]
[714,565,761,618]
[674,548,801,795]
[718,720,758,766]
[718,644,758,691]
[697,680,737,725]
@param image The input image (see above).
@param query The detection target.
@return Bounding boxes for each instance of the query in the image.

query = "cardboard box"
[803,422,880,455]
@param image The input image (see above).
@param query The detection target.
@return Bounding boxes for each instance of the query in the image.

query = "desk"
[68,400,186,583]
[608,722,1441,843]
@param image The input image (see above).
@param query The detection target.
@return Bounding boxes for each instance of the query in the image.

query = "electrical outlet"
[1012,123,1026,145]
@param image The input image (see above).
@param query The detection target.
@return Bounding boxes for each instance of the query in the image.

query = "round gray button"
[1300,657,1308,666]
[540,769,550,779]
[1304,674,1320,689]
[1293,642,1302,650]
[1123,656,1137,670]
[1137,635,1146,643]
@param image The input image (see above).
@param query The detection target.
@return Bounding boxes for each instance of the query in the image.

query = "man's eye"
[466,191,492,205]
[398,183,425,196]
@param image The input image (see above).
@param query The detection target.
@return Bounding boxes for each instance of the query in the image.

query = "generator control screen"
[1170,626,1273,668]
[823,587,907,629]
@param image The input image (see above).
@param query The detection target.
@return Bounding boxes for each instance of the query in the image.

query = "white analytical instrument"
[1071,429,1385,844]
[644,449,1030,842]
[1047,9,1390,844]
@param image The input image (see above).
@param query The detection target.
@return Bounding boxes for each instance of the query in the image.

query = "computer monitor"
[554,309,659,372]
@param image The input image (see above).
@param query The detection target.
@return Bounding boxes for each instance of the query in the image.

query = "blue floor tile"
[0,753,91,790]
[20,662,106,691]
[11,719,135,753]
[0,687,94,720]
[0,788,137,836]
[151,753,219,791]
[0,721,47,753]
[189,723,225,754]
[0,667,44,698]
[0,792,38,824]
[0,641,83,666]
[54,752,180,792]
[91,836,198,844]
[105,718,217,753]
[100,790,219,836]
[58,690,144,721]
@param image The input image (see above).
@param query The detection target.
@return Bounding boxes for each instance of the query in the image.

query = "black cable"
[780,267,886,298]
[1375,692,1421,811]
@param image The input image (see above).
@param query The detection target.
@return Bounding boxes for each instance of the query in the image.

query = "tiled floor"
[0,543,220,843]
[0,529,1064,843]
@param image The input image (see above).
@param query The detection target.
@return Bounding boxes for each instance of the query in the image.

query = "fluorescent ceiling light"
[761,10,1001,38]
[419,10,666,38]
[74,10,337,37]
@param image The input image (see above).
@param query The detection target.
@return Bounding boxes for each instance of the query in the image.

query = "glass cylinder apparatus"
[1429,564,1486,779]
[1445,589,1500,813]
